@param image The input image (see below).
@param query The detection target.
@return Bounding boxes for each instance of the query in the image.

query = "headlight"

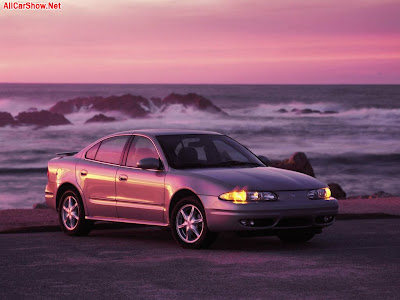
[219,190,277,204]
[307,187,332,200]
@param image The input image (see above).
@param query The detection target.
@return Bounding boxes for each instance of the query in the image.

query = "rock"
[49,94,150,117]
[150,97,162,107]
[49,93,226,117]
[85,114,116,124]
[369,191,393,198]
[270,152,315,177]
[15,110,71,127]
[33,202,49,209]
[0,112,16,127]
[323,110,338,114]
[301,108,321,114]
[162,93,227,115]
[328,183,346,199]
[277,108,288,113]
[290,108,323,114]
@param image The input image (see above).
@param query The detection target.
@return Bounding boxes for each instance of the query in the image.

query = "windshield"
[156,134,265,169]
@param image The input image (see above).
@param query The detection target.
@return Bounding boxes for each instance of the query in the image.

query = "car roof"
[111,129,223,136]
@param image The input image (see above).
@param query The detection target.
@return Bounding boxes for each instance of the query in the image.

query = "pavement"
[0,197,399,234]
[0,219,399,299]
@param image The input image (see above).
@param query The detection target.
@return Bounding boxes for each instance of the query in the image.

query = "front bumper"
[200,192,339,232]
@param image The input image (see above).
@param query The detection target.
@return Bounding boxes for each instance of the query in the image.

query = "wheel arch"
[168,189,201,222]
[56,182,83,212]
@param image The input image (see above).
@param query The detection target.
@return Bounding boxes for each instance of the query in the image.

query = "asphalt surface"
[1,219,399,299]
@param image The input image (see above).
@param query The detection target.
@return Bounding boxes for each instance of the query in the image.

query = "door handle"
[119,174,128,181]
[81,169,88,176]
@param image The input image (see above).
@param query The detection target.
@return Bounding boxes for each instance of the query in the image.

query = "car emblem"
[291,193,296,198]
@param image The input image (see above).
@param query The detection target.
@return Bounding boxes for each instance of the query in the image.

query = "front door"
[116,135,165,223]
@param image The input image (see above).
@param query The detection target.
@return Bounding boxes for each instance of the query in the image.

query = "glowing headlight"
[219,190,277,204]
[307,187,332,200]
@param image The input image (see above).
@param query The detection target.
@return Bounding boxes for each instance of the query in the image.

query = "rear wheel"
[276,229,315,243]
[171,197,217,249]
[58,190,91,236]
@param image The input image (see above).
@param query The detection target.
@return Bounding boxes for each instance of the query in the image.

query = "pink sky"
[1,0,399,84]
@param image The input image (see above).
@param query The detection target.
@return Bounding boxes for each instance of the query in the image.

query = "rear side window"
[85,142,100,160]
[94,136,130,165]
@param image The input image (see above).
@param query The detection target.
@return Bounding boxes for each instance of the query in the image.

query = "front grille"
[275,217,312,228]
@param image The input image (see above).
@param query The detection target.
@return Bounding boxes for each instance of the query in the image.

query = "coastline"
[1,197,399,234]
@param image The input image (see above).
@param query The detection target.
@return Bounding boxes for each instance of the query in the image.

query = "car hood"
[185,166,326,191]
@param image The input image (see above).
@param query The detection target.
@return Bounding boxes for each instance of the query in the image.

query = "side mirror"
[258,155,271,167]
[137,158,162,170]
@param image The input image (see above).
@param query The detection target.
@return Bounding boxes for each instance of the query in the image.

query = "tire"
[171,197,218,249]
[58,190,91,236]
[275,229,315,243]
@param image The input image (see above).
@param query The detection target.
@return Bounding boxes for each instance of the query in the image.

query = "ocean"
[0,83,399,209]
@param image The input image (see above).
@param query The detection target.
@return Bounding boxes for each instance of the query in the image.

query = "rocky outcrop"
[150,97,162,108]
[162,93,227,115]
[49,94,150,117]
[49,93,226,118]
[85,114,116,124]
[15,110,71,127]
[270,152,315,177]
[0,112,16,127]
[277,108,338,115]
[328,183,346,199]
[292,108,321,114]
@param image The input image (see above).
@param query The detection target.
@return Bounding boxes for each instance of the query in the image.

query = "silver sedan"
[45,129,338,249]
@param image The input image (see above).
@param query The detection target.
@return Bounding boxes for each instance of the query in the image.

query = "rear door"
[76,135,131,218]
[116,135,166,223]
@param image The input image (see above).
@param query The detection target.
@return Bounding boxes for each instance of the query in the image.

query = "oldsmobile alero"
[45,129,338,248]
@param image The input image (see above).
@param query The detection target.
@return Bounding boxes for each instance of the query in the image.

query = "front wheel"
[171,197,217,249]
[58,190,91,236]
[275,229,315,243]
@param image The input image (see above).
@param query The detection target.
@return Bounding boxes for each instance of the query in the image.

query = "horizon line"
[1,82,399,86]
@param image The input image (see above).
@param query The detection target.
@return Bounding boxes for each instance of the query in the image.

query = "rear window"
[93,135,130,165]
[85,142,100,160]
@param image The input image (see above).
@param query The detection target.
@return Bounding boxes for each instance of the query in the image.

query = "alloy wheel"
[176,204,204,243]
[61,196,80,231]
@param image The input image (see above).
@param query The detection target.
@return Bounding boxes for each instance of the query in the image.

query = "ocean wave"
[226,101,344,117]
[225,102,400,121]
[0,98,48,115]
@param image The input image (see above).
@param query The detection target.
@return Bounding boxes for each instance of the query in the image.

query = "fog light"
[240,219,255,227]
[315,215,335,224]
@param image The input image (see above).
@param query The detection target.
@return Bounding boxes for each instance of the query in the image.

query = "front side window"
[156,134,264,169]
[126,136,159,167]
[94,135,130,165]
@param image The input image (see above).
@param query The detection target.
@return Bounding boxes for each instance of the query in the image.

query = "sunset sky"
[1,0,399,84]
